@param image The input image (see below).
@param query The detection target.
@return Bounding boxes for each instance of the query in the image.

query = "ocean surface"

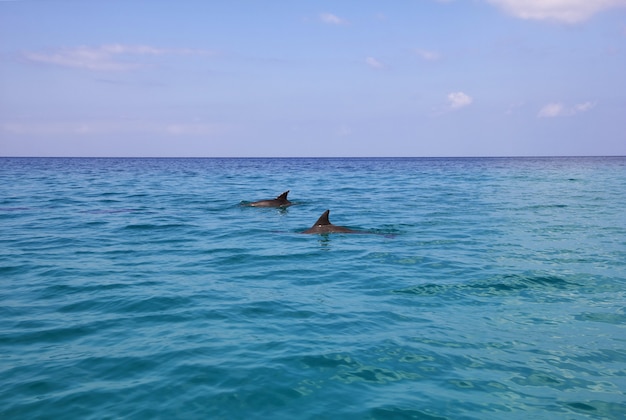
[1,157,625,419]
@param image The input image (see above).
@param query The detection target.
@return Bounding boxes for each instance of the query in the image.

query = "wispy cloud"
[22,44,213,72]
[335,125,352,137]
[538,101,597,117]
[538,103,565,118]
[414,49,442,62]
[506,101,525,115]
[486,0,626,24]
[447,92,473,109]
[319,13,349,25]
[0,120,226,136]
[365,56,385,69]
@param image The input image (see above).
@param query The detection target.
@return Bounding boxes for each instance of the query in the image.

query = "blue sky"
[1,0,625,157]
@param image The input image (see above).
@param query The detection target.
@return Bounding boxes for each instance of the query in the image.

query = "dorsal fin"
[276,190,289,201]
[312,209,331,226]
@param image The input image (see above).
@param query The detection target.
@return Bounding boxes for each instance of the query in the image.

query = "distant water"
[1,157,625,419]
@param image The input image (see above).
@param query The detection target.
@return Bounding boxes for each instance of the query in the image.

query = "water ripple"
[1,157,625,419]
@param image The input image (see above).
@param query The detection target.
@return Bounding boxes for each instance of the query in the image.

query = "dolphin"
[302,210,362,234]
[246,190,293,208]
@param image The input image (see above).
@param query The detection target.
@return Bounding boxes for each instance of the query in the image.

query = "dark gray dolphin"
[247,190,293,208]
[302,210,362,234]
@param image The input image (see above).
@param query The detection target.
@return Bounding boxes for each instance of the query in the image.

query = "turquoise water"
[1,157,625,419]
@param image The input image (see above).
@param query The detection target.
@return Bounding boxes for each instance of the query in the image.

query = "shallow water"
[1,157,625,419]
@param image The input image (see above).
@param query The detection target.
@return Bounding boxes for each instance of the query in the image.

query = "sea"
[1,156,625,419]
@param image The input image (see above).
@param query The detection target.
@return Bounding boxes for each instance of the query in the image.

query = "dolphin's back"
[248,190,292,207]
[302,210,358,234]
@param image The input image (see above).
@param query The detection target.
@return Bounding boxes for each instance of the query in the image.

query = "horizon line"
[1,155,625,159]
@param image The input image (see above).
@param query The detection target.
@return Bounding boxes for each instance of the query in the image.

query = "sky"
[1,0,625,157]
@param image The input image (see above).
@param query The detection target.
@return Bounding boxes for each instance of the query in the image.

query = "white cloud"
[538,102,565,117]
[365,56,385,69]
[574,101,596,112]
[320,13,348,25]
[22,44,212,72]
[486,0,626,23]
[415,49,442,61]
[447,92,473,109]
[538,101,596,117]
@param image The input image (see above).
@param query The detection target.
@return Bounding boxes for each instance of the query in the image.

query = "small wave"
[80,208,137,214]
[122,223,190,230]
[575,312,626,325]
[48,282,131,295]
[368,407,448,420]
[0,265,26,275]
[393,273,580,297]
[473,274,577,292]
[521,204,568,210]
